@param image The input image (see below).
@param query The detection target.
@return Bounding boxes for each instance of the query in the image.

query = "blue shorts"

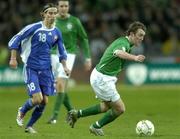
[23,67,55,96]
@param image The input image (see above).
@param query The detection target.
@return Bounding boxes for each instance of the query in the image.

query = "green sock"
[63,93,73,111]
[52,93,65,119]
[78,104,101,118]
[93,109,119,128]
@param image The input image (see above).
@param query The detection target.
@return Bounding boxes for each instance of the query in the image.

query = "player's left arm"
[56,30,70,76]
[76,19,92,71]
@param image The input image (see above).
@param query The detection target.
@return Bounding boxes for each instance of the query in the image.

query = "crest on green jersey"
[67,23,73,30]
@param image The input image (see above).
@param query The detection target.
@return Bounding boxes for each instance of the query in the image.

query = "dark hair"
[126,21,146,35]
[41,3,56,13]
[40,3,57,19]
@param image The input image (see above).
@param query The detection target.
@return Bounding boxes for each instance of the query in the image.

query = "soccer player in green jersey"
[67,21,146,136]
[48,0,92,124]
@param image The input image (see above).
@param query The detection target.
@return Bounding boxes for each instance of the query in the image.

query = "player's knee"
[115,106,125,115]
[120,107,125,114]
[57,82,63,88]
[32,96,43,104]
[56,82,65,92]
[36,98,43,104]
[102,106,109,112]
[100,102,110,112]
[43,96,48,104]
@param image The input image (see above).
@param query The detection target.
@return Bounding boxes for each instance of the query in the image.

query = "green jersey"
[96,37,133,76]
[51,15,90,59]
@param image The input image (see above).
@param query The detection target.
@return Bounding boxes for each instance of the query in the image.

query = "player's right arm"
[114,49,145,62]
[8,22,41,68]
[9,49,18,69]
[8,23,40,50]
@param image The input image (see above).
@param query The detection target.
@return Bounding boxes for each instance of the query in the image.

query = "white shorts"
[51,54,76,79]
[90,68,120,102]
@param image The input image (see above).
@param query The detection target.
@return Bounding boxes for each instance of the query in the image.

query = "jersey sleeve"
[55,29,67,62]
[113,42,130,55]
[8,23,41,51]
[76,18,91,59]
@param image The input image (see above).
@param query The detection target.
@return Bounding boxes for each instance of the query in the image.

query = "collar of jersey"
[41,21,55,31]
[125,36,134,47]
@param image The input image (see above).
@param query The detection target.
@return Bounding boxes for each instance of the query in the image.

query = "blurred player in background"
[48,0,92,124]
[67,21,146,136]
[8,3,69,133]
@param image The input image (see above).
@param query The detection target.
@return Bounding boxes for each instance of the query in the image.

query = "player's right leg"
[48,54,75,124]
[19,67,45,130]
[26,68,55,133]
[16,93,43,127]
[67,102,109,128]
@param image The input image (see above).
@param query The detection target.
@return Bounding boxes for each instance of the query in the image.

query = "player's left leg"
[89,124,104,136]
[26,95,47,132]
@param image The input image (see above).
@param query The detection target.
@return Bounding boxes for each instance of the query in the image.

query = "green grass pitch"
[0,84,179,139]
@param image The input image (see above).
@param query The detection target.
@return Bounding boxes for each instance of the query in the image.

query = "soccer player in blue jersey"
[8,3,70,133]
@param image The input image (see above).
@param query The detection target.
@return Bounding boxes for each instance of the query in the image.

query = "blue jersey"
[8,21,67,70]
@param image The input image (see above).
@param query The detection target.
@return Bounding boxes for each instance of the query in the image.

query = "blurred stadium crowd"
[0,0,179,65]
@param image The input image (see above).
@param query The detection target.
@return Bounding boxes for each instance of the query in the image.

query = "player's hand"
[9,59,18,69]
[135,55,145,62]
[64,67,71,76]
[84,59,92,71]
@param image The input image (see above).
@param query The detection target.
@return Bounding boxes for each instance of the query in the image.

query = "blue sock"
[26,104,46,127]
[20,99,34,115]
